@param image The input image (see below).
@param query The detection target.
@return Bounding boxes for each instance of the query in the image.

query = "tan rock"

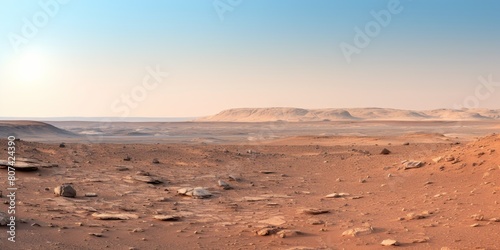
[92,213,139,220]
[325,192,349,198]
[342,226,373,237]
[300,208,330,215]
[381,239,399,246]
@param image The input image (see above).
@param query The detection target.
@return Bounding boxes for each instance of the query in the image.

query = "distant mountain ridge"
[196,107,500,122]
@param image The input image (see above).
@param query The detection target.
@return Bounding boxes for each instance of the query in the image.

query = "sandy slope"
[197,108,500,122]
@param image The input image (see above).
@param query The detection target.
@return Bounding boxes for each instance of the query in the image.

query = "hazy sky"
[1,0,499,117]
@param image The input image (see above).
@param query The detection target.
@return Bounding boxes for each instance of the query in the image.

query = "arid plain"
[1,108,500,250]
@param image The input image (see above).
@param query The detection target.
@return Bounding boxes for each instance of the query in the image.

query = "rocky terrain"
[0,131,499,249]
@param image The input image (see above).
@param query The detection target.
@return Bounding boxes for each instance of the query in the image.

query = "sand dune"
[0,121,76,138]
[197,107,500,122]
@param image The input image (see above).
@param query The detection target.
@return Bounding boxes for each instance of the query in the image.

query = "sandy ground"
[0,122,499,249]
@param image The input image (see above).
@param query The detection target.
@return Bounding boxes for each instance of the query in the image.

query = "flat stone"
[342,225,373,237]
[115,166,130,171]
[325,192,349,198]
[300,208,330,215]
[0,158,50,171]
[241,196,269,202]
[85,193,98,197]
[260,170,275,174]
[177,187,212,199]
[92,213,139,220]
[404,161,425,170]
[406,212,428,220]
[154,215,180,221]
[381,239,399,246]
[128,175,163,184]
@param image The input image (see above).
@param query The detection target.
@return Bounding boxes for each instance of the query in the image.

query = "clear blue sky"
[1,0,499,117]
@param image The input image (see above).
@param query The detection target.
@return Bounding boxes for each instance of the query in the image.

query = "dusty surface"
[0,124,499,249]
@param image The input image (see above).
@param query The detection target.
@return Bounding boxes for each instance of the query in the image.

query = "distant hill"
[196,107,500,122]
[0,121,76,138]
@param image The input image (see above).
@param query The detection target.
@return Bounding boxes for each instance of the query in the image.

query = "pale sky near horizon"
[1,0,499,117]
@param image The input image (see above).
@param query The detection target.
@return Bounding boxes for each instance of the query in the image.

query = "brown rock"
[54,184,76,198]
[380,148,391,155]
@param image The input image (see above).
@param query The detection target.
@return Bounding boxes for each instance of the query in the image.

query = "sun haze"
[0,0,499,118]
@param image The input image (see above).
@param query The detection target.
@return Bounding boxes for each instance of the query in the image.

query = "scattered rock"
[404,161,424,170]
[471,214,484,221]
[260,170,275,174]
[444,156,455,162]
[277,230,301,238]
[489,218,499,222]
[0,158,51,171]
[352,149,370,155]
[123,156,131,161]
[403,142,410,146]
[0,212,9,226]
[307,219,324,225]
[92,213,139,220]
[152,158,160,164]
[256,226,280,236]
[85,193,98,197]
[89,233,103,237]
[406,212,429,220]
[300,208,329,215]
[470,223,480,227]
[241,196,268,202]
[432,157,443,163]
[342,225,373,237]
[218,180,232,190]
[128,175,163,184]
[325,192,349,198]
[228,175,240,181]
[412,238,429,243]
[154,215,180,221]
[54,184,76,198]
[116,166,130,171]
[381,239,399,246]
[380,148,391,155]
[177,187,212,199]
[59,143,66,148]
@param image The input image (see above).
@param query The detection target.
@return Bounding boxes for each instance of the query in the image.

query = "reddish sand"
[0,132,499,249]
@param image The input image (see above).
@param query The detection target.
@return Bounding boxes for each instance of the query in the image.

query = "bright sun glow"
[15,49,47,82]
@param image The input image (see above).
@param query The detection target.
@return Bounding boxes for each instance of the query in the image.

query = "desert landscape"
[2,1,499,249]
[1,108,500,250]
